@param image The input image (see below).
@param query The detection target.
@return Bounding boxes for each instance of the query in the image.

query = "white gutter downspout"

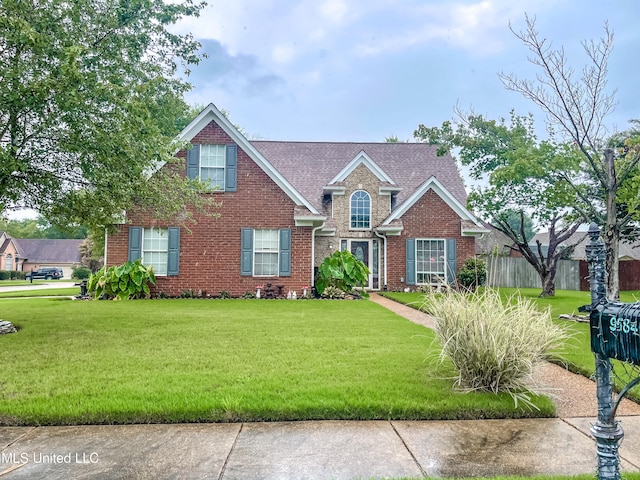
[311,221,326,288]
[374,229,387,290]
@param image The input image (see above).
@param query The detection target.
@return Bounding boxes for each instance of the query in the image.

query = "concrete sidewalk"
[1,417,639,479]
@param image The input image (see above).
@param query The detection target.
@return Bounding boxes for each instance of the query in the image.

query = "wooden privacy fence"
[482,256,640,291]
[483,256,581,291]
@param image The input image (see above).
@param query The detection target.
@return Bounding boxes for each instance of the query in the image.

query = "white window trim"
[415,238,446,285]
[142,227,169,276]
[200,144,226,191]
[350,190,371,230]
[253,229,280,277]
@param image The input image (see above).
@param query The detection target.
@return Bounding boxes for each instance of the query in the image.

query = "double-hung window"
[186,144,237,192]
[406,238,456,286]
[350,190,371,229]
[128,226,180,276]
[200,145,226,190]
[253,229,279,276]
[241,228,291,277]
[416,239,446,284]
[143,228,169,275]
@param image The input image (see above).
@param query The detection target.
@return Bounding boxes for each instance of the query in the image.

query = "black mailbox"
[588,301,640,367]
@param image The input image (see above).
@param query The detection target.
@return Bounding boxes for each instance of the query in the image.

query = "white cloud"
[350,0,559,58]
[272,44,296,64]
[319,0,349,24]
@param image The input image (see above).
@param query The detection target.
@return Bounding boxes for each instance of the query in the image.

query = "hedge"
[0,270,26,280]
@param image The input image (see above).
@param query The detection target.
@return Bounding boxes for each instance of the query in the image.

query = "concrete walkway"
[1,418,639,479]
[1,292,639,478]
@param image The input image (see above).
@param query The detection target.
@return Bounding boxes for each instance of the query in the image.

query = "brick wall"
[107,121,313,297]
[386,190,475,290]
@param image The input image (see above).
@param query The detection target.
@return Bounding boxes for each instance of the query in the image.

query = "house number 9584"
[609,316,640,334]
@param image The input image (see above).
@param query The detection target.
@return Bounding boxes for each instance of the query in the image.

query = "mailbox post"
[583,223,640,480]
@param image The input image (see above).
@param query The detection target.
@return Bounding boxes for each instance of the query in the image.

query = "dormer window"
[350,190,370,229]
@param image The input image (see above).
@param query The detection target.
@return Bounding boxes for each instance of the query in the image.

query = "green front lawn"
[0,298,553,426]
[0,280,49,286]
[0,288,79,298]
[380,288,640,403]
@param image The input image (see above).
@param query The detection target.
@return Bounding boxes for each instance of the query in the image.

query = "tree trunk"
[539,268,556,297]
[604,223,620,301]
[603,149,620,301]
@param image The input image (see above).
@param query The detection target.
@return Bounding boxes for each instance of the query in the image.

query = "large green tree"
[0,0,209,230]
[415,111,584,297]
[500,16,640,299]
[0,215,86,238]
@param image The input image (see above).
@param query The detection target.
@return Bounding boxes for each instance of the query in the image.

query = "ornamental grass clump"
[424,287,569,408]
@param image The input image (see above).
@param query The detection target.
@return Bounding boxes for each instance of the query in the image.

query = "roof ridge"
[250,140,426,145]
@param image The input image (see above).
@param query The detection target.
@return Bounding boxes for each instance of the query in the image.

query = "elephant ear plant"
[315,250,370,298]
[87,259,156,300]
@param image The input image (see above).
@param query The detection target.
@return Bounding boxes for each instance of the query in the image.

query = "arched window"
[5,254,12,271]
[350,190,370,229]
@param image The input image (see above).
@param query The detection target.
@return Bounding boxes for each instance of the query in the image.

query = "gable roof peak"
[153,103,319,215]
[329,150,395,185]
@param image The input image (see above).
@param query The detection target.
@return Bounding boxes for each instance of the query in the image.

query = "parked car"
[25,267,64,280]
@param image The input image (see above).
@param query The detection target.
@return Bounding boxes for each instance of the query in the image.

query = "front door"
[348,240,379,290]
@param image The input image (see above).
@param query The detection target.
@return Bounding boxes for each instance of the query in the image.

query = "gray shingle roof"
[532,230,640,261]
[16,239,82,264]
[251,141,466,214]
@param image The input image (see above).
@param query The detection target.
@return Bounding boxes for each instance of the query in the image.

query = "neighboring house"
[531,230,640,261]
[0,231,25,272]
[474,222,514,257]
[105,104,488,296]
[0,235,82,279]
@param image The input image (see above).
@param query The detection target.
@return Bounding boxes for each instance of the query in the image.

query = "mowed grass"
[0,288,79,298]
[381,288,640,403]
[0,298,553,426]
[0,280,50,286]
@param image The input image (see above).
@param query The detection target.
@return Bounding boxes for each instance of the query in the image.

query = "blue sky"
[175,0,639,142]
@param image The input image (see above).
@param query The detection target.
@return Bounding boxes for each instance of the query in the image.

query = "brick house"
[0,231,23,272]
[0,232,82,278]
[105,104,487,297]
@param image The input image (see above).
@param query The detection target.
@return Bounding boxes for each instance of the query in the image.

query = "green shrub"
[457,258,487,289]
[72,265,92,280]
[321,286,346,299]
[87,259,156,300]
[0,271,24,280]
[315,250,370,297]
[423,287,568,408]
[219,290,231,299]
